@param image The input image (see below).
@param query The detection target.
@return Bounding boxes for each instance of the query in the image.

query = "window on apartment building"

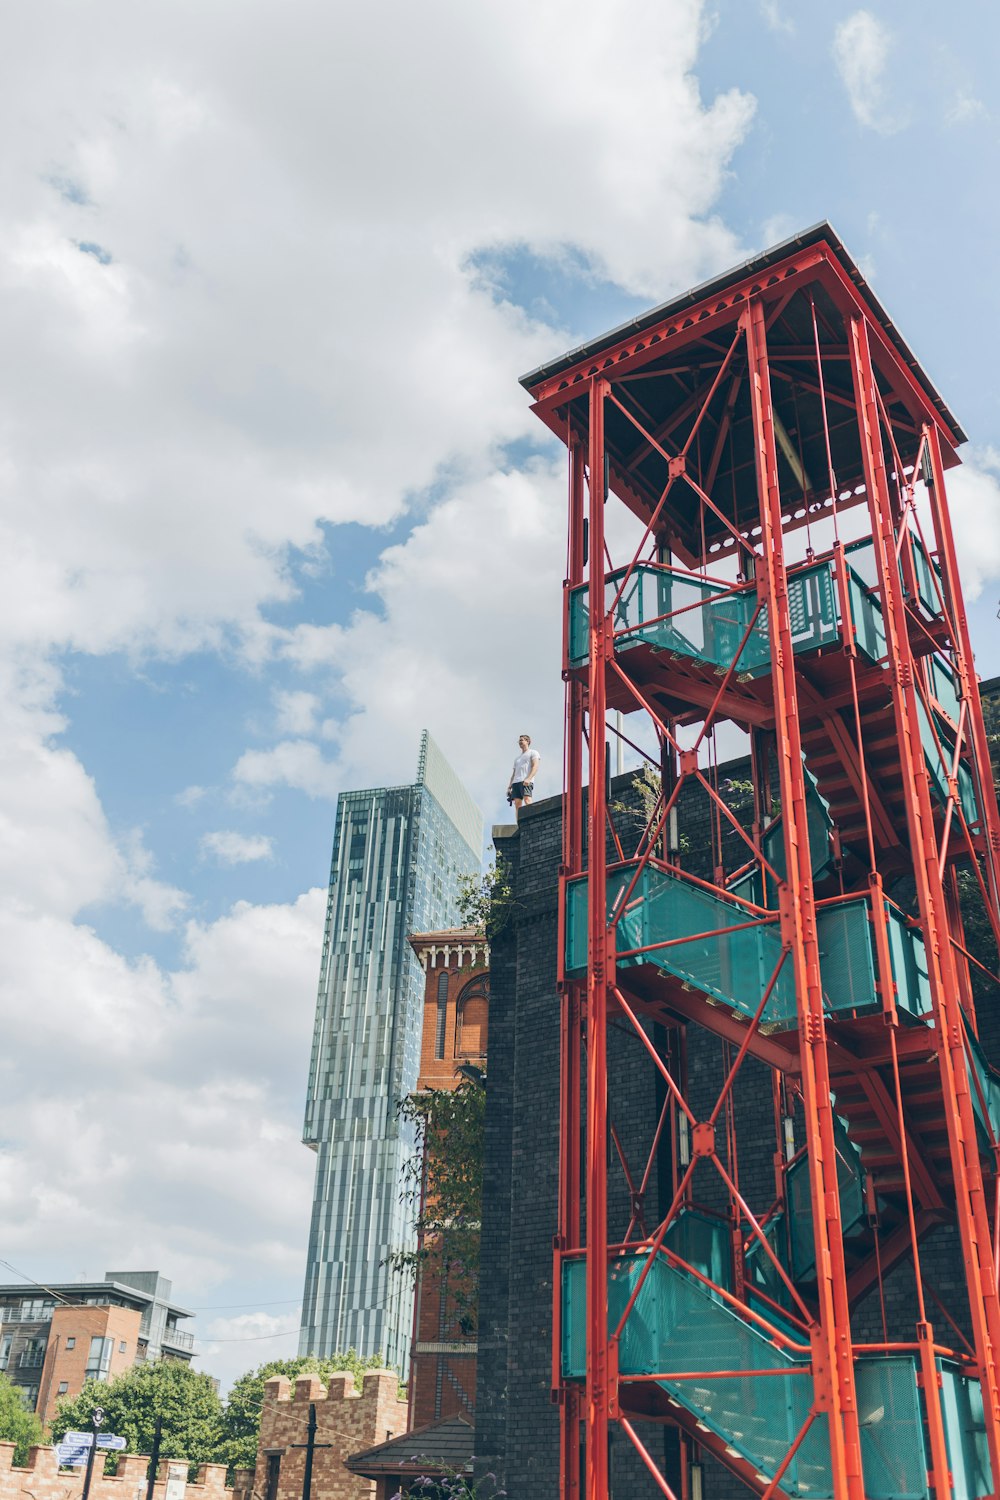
[58,1381,69,1394]
[119,1341,127,1353]
[0,1335,11,1370]
[65,1337,75,1349]
[86,1336,113,1382]
[19,1299,52,1320]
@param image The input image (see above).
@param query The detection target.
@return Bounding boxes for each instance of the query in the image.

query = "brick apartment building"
[406,928,489,1431]
[0,1271,194,1420]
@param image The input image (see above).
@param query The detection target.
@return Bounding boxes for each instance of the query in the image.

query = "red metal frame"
[537,230,1000,1499]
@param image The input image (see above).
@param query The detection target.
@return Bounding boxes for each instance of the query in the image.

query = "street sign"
[55,1442,90,1467]
[97,1435,127,1450]
[64,1432,95,1446]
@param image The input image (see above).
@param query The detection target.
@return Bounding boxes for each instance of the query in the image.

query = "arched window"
[455,976,489,1058]
[434,970,449,1059]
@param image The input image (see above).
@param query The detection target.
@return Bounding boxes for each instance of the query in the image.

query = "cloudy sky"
[2,0,999,1395]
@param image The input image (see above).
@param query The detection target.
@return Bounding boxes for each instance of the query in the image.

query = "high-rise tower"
[300,731,483,1371]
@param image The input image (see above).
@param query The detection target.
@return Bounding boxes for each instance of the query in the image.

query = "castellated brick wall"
[253,1372,407,1500]
[0,1446,234,1500]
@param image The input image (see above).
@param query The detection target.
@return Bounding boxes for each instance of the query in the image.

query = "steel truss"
[525,226,1000,1499]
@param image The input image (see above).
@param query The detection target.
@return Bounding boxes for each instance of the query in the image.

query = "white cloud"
[274,690,321,737]
[201,830,275,865]
[233,739,342,801]
[832,11,903,134]
[947,448,1000,603]
[946,90,987,126]
[0,1,753,667]
[0,0,760,1395]
[760,1,794,35]
[0,887,324,1391]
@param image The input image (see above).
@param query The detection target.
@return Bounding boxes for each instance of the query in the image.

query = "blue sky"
[1,0,999,1393]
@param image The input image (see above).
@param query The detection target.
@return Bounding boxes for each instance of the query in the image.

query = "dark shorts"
[508,780,534,803]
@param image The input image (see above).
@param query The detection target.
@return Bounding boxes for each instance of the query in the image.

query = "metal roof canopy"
[520,222,966,567]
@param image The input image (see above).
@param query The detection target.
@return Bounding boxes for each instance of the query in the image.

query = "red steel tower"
[521,223,1000,1499]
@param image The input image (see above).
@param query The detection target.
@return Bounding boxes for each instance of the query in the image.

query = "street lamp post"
[81,1407,105,1500]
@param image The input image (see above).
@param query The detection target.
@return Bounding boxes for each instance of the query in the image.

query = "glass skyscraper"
[299,731,483,1370]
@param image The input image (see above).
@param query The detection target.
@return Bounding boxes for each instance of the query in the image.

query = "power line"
[203,1327,302,1344]
[190,1298,302,1311]
[0,1257,74,1305]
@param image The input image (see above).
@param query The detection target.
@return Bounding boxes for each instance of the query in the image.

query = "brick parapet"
[0,1444,230,1500]
[253,1371,407,1500]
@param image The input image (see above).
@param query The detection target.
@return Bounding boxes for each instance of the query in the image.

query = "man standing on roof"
[507,734,540,814]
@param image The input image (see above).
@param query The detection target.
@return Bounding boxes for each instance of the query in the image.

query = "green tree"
[388,1077,485,1332]
[456,864,514,941]
[52,1361,223,1475]
[0,1372,45,1464]
[219,1354,386,1471]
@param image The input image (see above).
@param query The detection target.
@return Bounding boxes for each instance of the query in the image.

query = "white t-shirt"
[512,747,539,783]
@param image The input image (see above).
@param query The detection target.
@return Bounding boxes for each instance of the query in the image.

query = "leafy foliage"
[219,1354,387,1470]
[389,1078,485,1331]
[52,1361,224,1476]
[456,863,514,941]
[0,1372,45,1464]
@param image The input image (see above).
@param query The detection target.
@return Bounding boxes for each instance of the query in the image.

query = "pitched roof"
[345,1415,474,1477]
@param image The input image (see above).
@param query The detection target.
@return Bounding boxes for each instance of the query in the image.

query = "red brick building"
[406,929,489,1430]
[37,1304,142,1423]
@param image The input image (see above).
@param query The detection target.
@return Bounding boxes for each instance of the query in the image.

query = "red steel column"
[585,378,611,1500]
[849,312,1000,1486]
[558,436,587,1500]
[923,423,1000,918]
[745,297,865,1499]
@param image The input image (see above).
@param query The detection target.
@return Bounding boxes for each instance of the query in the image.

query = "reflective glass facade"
[299,731,482,1370]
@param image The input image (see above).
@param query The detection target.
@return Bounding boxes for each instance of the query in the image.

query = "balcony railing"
[162,1328,195,1352]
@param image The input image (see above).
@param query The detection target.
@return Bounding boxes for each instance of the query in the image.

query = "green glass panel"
[940,1362,993,1500]
[885,906,932,1019]
[847,568,887,662]
[855,1358,930,1499]
[567,561,842,677]
[909,534,943,616]
[568,584,589,667]
[561,1257,587,1378]
[762,770,833,888]
[961,1011,1000,1149]
[566,866,886,1026]
[613,864,797,1026]
[916,691,980,827]
[565,876,588,977]
[662,1209,730,1292]
[563,1252,930,1497]
[929,656,961,724]
[817,900,878,1016]
[786,1117,865,1282]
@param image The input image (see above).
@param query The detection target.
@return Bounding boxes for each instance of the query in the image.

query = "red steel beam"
[848,310,1000,1491]
[745,294,865,1498]
[585,378,611,1500]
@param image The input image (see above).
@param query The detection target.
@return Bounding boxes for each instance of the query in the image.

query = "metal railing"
[162,1327,195,1352]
